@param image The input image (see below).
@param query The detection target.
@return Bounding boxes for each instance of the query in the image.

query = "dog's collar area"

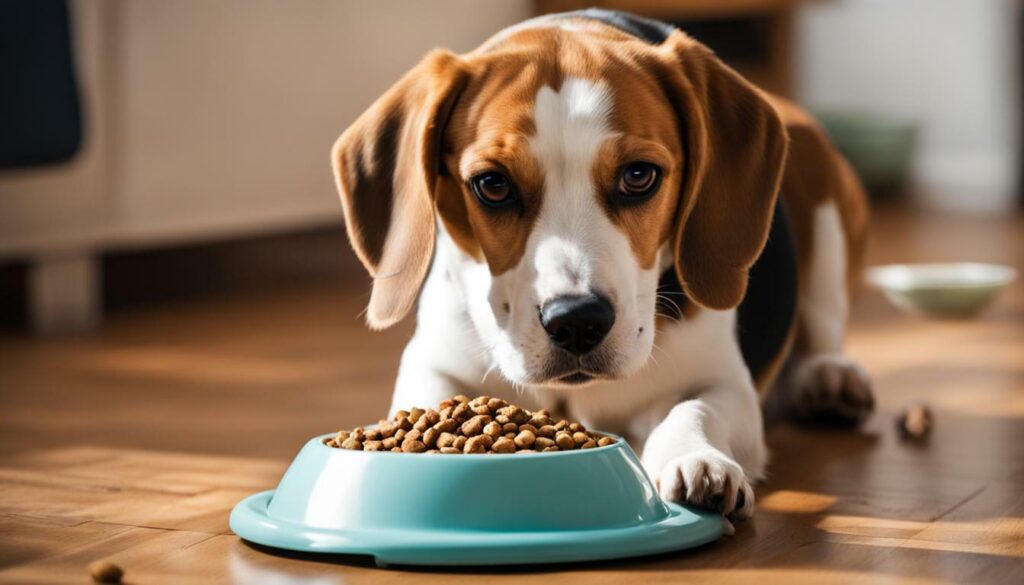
[553,8,677,46]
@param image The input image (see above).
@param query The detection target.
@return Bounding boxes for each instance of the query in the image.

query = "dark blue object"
[0,0,82,168]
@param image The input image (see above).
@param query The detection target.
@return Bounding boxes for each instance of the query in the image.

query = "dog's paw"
[655,448,755,524]
[789,354,874,423]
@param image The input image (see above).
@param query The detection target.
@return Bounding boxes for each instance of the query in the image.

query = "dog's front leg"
[387,339,469,418]
[639,381,766,526]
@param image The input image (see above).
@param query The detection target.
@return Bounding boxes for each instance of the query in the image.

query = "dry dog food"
[325,395,616,454]
[896,403,934,440]
[89,561,124,584]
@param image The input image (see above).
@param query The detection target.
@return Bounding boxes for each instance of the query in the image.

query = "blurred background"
[0,0,1021,456]
[1,0,1019,335]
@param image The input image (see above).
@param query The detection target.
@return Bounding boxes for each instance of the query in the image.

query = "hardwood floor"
[0,206,1022,583]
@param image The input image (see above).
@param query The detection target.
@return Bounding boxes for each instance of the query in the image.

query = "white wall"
[0,0,532,332]
[796,0,1019,214]
[0,0,534,259]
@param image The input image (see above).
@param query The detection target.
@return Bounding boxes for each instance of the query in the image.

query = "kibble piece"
[516,449,537,454]
[597,436,616,447]
[377,422,396,438]
[408,407,426,423]
[554,420,569,431]
[423,427,440,447]
[404,429,422,442]
[518,424,538,435]
[537,425,557,439]
[505,432,517,439]
[439,398,456,409]
[434,418,458,433]
[542,446,560,452]
[340,437,363,450]
[487,397,507,411]
[335,430,351,443]
[423,410,441,426]
[436,432,457,448]
[580,439,597,449]
[572,431,589,446]
[499,405,530,424]
[492,437,516,453]
[382,437,398,449]
[396,416,413,431]
[453,394,471,403]
[555,431,575,450]
[364,428,382,441]
[470,395,491,407]
[89,560,123,584]
[413,417,430,432]
[464,434,492,454]
[529,413,552,427]
[514,429,536,449]
[461,414,492,437]
[439,406,454,420]
[440,447,462,454]
[394,409,410,419]
[391,447,403,452]
[394,428,407,442]
[501,422,518,434]
[364,440,384,451]
[402,438,427,453]
[452,402,471,421]
[495,414,510,424]
[483,421,502,438]
[534,437,555,450]
[453,435,468,450]
[351,427,366,439]
[569,422,585,433]
[897,404,933,440]
[471,403,491,415]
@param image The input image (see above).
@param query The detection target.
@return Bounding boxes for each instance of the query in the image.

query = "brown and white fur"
[331,12,871,528]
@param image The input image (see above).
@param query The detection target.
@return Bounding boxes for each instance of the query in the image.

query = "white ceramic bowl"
[867,263,1017,317]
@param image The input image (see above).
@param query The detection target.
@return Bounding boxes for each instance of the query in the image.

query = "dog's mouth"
[531,343,622,387]
[556,371,596,385]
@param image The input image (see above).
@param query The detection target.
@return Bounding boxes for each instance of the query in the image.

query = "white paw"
[655,448,755,523]
[790,355,874,423]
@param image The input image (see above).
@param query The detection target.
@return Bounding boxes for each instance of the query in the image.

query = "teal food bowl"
[868,263,1017,318]
[230,434,724,566]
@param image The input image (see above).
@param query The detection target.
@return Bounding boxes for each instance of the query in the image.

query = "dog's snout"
[539,295,615,356]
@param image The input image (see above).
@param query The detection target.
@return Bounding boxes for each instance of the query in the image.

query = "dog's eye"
[470,172,517,208]
[617,163,661,200]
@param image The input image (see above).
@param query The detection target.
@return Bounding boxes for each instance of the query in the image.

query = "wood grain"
[0,205,1022,583]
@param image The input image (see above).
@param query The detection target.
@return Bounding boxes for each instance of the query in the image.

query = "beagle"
[331,9,872,525]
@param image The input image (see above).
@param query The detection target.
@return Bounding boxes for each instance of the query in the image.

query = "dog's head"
[332,22,787,388]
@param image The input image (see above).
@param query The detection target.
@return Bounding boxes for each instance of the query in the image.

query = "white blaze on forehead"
[526,78,635,305]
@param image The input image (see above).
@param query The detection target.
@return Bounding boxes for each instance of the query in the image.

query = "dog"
[330,9,872,526]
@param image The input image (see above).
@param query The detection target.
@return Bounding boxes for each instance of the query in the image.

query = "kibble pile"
[326,395,616,454]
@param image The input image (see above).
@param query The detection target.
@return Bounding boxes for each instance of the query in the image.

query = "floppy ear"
[659,32,788,310]
[332,50,468,329]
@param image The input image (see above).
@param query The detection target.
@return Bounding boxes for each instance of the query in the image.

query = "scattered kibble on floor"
[897,403,934,440]
[89,560,123,584]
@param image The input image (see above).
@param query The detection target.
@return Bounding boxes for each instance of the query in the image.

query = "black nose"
[539,295,615,356]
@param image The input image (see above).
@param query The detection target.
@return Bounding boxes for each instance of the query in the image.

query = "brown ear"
[332,50,468,329]
[659,32,788,310]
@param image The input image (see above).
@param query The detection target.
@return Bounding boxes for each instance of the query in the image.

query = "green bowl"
[230,434,724,566]
[817,111,917,196]
[867,263,1017,318]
